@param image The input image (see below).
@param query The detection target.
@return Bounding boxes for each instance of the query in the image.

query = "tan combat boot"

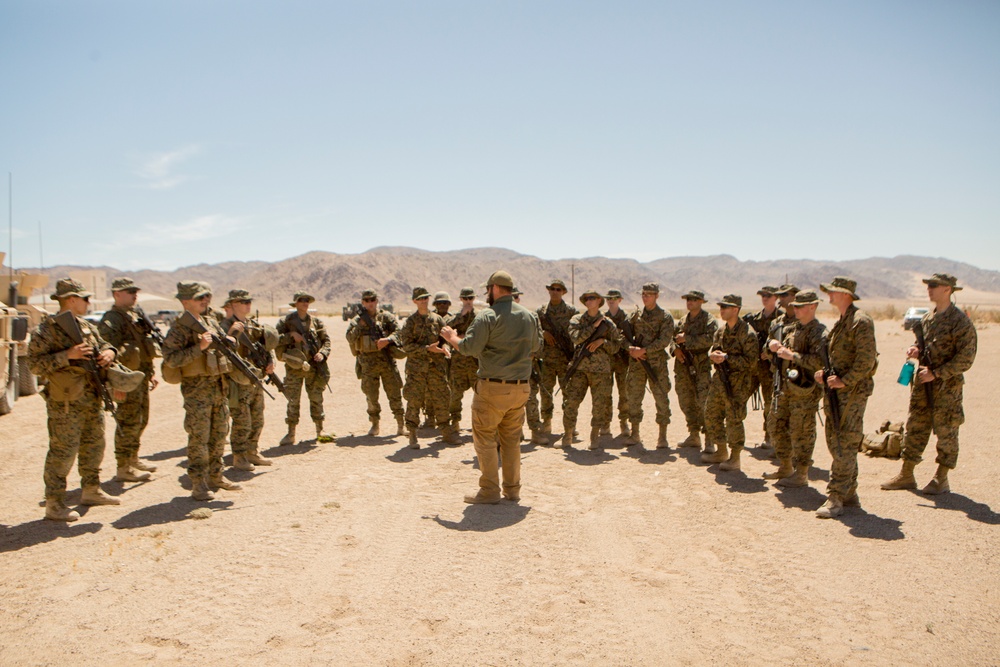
[191,477,215,501]
[881,460,917,491]
[541,419,552,435]
[115,461,151,482]
[315,421,334,443]
[843,485,861,507]
[209,475,242,491]
[232,453,256,472]
[367,420,380,437]
[561,428,573,448]
[776,464,809,488]
[279,424,297,446]
[45,497,80,522]
[421,415,434,429]
[245,449,272,466]
[719,445,743,471]
[599,424,611,437]
[680,431,701,448]
[629,422,643,446]
[701,442,729,464]
[763,458,793,480]
[442,425,462,446]
[656,424,669,449]
[130,455,157,472]
[619,419,630,438]
[81,485,121,506]
[921,465,950,495]
[530,429,547,445]
[396,416,405,436]
[589,427,601,450]
[408,429,419,449]
[816,493,844,519]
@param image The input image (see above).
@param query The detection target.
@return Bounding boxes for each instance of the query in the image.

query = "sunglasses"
[460,296,474,301]
[362,298,377,302]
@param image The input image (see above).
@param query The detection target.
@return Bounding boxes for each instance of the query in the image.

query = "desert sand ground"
[1,317,998,666]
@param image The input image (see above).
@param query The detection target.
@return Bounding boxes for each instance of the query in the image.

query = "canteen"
[897,359,917,386]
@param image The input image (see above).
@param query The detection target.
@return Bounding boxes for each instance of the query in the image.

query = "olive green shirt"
[455,295,542,381]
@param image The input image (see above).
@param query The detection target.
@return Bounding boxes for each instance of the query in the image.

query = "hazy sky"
[2,1,998,271]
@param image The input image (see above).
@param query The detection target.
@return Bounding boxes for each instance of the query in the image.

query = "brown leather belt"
[483,378,529,385]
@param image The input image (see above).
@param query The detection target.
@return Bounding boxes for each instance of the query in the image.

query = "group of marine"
[27,271,977,523]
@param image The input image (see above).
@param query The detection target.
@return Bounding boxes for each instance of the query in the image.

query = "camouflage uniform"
[399,310,450,431]
[447,304,479,427]
[900,304,977,469]
[346,307,404,424]
[764,308,798,448]
[536,300,578,422]
[525,338,546,434]
[561,308,622,435]
[771,317,827,469]
[220,313,272,456]
[672,307,719,436]
[704,316,758,450]
[98,304,160,467]
[605,304,631,428]
[276,312,332,427]
[742,299,783,444]
[624,304,675,427]
[28,313,117,505]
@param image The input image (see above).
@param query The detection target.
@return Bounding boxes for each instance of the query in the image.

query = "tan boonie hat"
[682,289,706,301]
[641,283,660,294]
[820,276,860,300]
[110,277,140,292]
[717,294,742,308]
[289,291,315,306]
[224,289,253,305]
[433,291,451,304]
[175,281,212,301]
[459,287,476,298]
[107,364,146,392]
[361,288,378,300]
[50,277,93,301]
[774,283,800,296]
[485,271,515,289]
[262,324,279,351]
[790,290,820,307]
[545,279,567,291]
[605,289,624,299]
[412,286,431,300]
[922,273,963,291]
[579,289,605,307]
[757,285,778,296]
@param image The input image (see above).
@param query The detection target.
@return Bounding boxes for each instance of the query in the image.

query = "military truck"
[342,301,362,322]
[0,265,48,414]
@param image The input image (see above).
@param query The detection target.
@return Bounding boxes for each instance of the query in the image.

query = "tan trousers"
[471,380,529,499]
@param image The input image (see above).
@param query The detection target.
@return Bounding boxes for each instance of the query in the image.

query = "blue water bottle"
[897,359,916,386]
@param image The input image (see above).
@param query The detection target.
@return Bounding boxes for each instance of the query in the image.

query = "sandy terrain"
[1,318,998,666]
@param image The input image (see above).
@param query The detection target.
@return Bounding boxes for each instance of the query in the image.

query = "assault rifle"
[673,325,698,379]
[711,346,735,401]
[913,320,935,412]
[236,327,284,393]
[818,338,842,443]
[134,306,166,346]
[541,310,575,361]
[286,313,332,393]
[619,317,658,383]
[180,311,275,400]
[357,308,402,384]
[53,311,123,433]
[558,319,612,393]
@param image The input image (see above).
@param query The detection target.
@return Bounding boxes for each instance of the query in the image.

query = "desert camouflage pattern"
[536,301,578,421]
[625,305,675,425]
[277,312,331,426]
[447,308,479,425]
[672,309,718,434]
[704,318,757,448]
[605,307,631,425]
[221,315,272,453]
[771,319,826,468]
[561,311,622,430]
[346,310,403,423]
[743,306,783,440]
[398,311,450,430]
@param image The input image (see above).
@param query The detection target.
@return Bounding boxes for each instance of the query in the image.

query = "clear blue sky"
[3,1,998,271]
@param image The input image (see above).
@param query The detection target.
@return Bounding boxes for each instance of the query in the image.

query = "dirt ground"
[1,317,998,666]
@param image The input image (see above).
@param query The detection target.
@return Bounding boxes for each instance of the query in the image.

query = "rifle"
[236,326,285,393]
[180,311,275,400]
[134,306,166,346]
[913,320,935,412]
[287,313,332,393]
[558,319,612,394]
[620,316,658,383]
[711,346,735,401]
[53,311,123,433]
[358,308,402,384]
[541,310,575,361]
[818,338,842,442]
[674,322,698,379]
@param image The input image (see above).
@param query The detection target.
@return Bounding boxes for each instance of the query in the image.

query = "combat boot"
[541,419,552,435]
[45,497,79,522]
[408,429,420,449]
[921,465,950,495]
[232,453,256,472]
[843,485,861,507]
[776,464,809,488]
[245,449,273,466]
[279,424,297,446]
[599,424,611,437]
[629,422,643,446]
[130,455,157,472]
[209,475,242,491]
[421,415,434,429]
[763,458,793,480]
[396,416,405,436]
[315,421,334,443]
[719,445,743,471]
[701,442,729,464]
[619,419,630,438]
[530,429,547,445]
[881,460,917,491]
[816,493,844,519]
[81,485,121,506]
[680,431,701,448]
[442,426,462,446]
[191,477,215,501]
[367,420,380,437]
[589,427,601,450]
[115,462,151,483]
[560,429,573,448]
[656,424,669,449]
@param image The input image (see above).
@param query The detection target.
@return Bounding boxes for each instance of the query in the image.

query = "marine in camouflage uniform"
[672,289,719,450]
[604,289,631,437]
[560,289,622,449]
[742,286,783,448]
[220,289,276,471]
[536,279,578,433]
[399,286,453,448]
[883,273,978,496]
[814,277,877,518]
[163,281,243,501]
[762,290,827,488]
[276,291,333,444]
[345,288,405,437]
[29,278,122,521]
[447,287,480,432]
[623,283,675,448]
[519,287,549,443]
[701,295,758,470]
[762,284,800,456]
[98,277,160,483]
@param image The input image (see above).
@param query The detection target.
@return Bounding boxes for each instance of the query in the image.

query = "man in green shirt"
[441,270,541,504]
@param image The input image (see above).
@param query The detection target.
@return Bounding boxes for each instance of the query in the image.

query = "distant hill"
[25,249,1000,313]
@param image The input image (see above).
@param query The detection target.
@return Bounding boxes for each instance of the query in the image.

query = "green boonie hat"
[224,289,253,305]
[682,289,706,301]
[546,279,567,291]
[774,283,800,296]
[757,285,778,296]
[433,291,452,304]
[50,277,93,301]
[605,289,624,299]
[175,281,212,300]
[110,277,140,292]
[820,276,860,300]
[459,287,475,298]
[361,288,378,300]
[717,294,742,308]
[579,289,605,307]
[512,286,523,296]
[412,286,431,300]
[922,273,963,291]
[641,283,660,294]
[290,291,315,306]
[107,364,146,392]
[790,290,820,306]
[485,271,515,289]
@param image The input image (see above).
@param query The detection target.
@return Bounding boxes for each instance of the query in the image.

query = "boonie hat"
[546,279,567,291]
[922,273,963,291]
[820,276,861,300]
[412,286,431,300]
[682,289,706,301]
[641,283,660,294]
[290,291,315,306]
[605,289,624,299]
[175,281,212,301]
[225,289,253,305]
[107,364,146,392]
[459,287,476,299]
[110,278,140,293]
[757,285,778,296]
[361,288,378,300]
[579,289,605,307]
[717,294,742,308]
[790,290,820,307]
[50,277,93,301]
[433,291,452,305]
[774,283,800,296]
